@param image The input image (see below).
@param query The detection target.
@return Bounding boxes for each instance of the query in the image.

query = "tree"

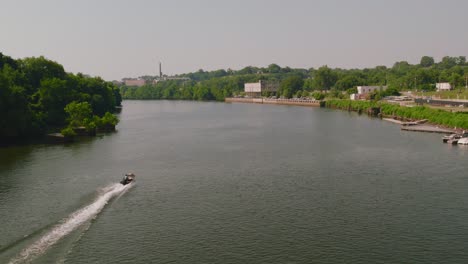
[311,91,325,100]
[346,87,358,95]
[100,112,119,127]
[20,56,66,91]
[439,56,458,69]
[267,64,281,73]
[420,56,435,67]
[303,78,314,91]
[193,84,214,100]
[450,73,463,88]
[64,101,93,127]
[279,75,304,98]
[392,61,411,77]
[39,78,76,125]
[238,66,256,75]
[335,75,363,90]
[313,66,337,90]
[0,52,121,142]
[0,67,34,138]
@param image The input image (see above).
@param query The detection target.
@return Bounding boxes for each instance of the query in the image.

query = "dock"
[383,118,429,126]
[400,124,454,134]
[225,97,321,107]
[382,118,404,125]
[381,118,456,133]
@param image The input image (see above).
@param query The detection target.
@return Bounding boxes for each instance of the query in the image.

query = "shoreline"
[225,97,321,107]
[382,118,457,134]
[226,97,461,135]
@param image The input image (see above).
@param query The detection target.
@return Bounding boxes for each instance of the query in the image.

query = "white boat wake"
[9,183,132,264]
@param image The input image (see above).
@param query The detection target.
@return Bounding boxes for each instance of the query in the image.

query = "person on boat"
[121,173,135,185]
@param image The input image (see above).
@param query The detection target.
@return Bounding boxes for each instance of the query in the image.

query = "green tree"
[64,101,93,127]
[20,56,66,91]
[439,56,458,69]
[314,66,337,90]
[303,78,315,91]
[267,64,281,73]
[99,112,119,128]
[420,56,435,67]
[335,75,363,90]
[311,91,325,100]
[39,78,76,125]
[279,75,304,98]
[0,53,121,143]
[0,67,34,138]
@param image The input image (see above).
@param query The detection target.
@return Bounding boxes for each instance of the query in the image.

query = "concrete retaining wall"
[225,98,321,107]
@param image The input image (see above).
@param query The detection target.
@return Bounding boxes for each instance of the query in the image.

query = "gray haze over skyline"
[2,0,467,80]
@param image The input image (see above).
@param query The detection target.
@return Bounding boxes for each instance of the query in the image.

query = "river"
[1,100,467,263]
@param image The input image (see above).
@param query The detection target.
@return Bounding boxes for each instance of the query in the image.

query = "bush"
[100,112,119,127]
[83,117,97,132]
[325,99,468,129]
[312,91,325,100]
[64,101,93,127]
[60,127,76,137]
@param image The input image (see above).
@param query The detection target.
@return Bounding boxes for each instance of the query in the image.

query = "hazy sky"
[1,0,467,80]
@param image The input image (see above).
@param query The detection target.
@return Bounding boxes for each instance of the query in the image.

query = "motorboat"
[442,133,461,143]
[443,131,468,143]
[120,173,135,185]
[458,137,468,145]
[447,137,461,145]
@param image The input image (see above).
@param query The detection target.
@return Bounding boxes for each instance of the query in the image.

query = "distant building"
[350,85,387,100]
[244,80,279,97]
[350,93,367,100]
[436,82,452,91]
[124,79,146,87]
[357,86,388,94]
[112,80,123,86]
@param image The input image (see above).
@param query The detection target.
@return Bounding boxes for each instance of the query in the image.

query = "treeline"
[0,52,121,143]
[326,99,468,129]
[120,56,467,100]
[120,76,259,101]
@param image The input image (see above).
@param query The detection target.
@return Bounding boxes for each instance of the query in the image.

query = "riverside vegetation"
[325,99,468,129]
[120,56,467,101]
[0,53,121,144]
[119,56,468,129]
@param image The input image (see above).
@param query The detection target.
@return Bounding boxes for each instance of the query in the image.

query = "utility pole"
[465,75,468,89]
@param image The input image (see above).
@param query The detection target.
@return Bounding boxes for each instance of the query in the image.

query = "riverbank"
[325,99,468,130]
[225,97,466,133]
[381,118,457,133]
[225,97,321,107]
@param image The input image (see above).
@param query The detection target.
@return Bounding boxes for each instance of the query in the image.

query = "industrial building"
[357,86,388,94]
[350,85,388,100]
[436,82,452,91]
[244,80,279,97]
[123,79,146,87]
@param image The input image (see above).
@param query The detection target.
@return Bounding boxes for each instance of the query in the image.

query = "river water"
[1,100,467,264]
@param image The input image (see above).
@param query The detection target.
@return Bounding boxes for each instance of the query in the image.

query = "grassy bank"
[325,99,468,129]
[413,90,468,100]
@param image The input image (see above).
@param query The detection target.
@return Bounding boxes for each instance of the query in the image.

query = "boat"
[442,134,461,143]
[120,173,135,185]
[442,131,468,143]
[447,137,461,145]
[458,137,468,145]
